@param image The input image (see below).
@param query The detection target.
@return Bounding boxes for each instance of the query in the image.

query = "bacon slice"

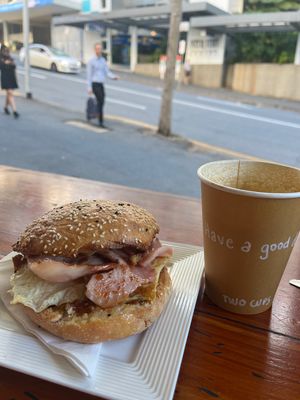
[140,239,173,268]
[101,249,128,266]
[28,258,114,283]
[85,264,154,308]
[27,239,172,285]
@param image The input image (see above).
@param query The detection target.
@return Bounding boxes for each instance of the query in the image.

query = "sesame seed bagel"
[22,267,171,343]
[13,200,159,258]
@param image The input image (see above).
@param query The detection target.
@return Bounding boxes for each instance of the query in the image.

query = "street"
[16,65,300,167]
[0,94,230,198]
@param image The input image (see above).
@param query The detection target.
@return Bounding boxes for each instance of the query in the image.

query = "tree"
[244,0,300,12]
[158,0,183,137]
[231,0,300,64]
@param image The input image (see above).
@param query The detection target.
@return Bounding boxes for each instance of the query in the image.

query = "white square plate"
[0,242,204,400]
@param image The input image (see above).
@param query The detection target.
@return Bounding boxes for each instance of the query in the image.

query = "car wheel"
[50,63,58,72]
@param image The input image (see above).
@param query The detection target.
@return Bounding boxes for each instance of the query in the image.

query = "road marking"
[174,99,300,129]
[18,66,159,98]
[106,84,160,100]
[197,95,253,109]
[17,67,300,129]
[17,70,46,80]
[18,67,85,83]
[107,98,146,110]
[65,120,107,133]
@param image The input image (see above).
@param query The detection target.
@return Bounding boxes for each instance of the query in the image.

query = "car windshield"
[48,47,70,57]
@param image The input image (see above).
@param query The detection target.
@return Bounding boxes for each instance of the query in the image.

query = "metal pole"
[22,0,32,99]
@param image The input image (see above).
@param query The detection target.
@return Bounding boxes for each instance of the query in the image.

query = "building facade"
[0,0,81,49]
[51,0,243,66]
[0,0,245,68]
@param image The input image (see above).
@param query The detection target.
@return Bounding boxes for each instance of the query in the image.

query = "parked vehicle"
[19,44,81,73]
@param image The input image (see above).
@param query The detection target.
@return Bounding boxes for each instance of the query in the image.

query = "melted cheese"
[127,257,169,302]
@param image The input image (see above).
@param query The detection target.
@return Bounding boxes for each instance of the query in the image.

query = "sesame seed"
[65,244,68,249]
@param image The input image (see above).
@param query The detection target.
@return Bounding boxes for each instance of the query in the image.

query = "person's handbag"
[86,96,98,121]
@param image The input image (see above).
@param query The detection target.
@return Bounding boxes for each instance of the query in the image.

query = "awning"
[0,0,80,24]
[190,11,300,34]
[53,2,227,32]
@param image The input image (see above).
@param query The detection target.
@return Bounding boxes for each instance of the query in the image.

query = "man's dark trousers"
[92,82,105,125]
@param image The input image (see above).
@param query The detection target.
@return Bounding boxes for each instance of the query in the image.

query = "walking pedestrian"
[87,43,119,128]
[0,45,19,118]
[183,59,191,85]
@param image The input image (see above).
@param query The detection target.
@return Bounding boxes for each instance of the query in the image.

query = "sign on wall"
[82,0,111,13]
[185,28,226,65]
[188,0,244,13]
[0,0,53,12]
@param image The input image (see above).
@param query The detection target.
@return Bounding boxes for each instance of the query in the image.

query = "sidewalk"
[0,95,230,198]
[116,70,300,114]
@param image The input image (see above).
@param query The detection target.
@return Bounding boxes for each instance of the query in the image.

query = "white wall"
[189,0,244,13]
[51,25,82,60]
[229,0,244,13]
[189,0,230,12]
[82,29,102,64]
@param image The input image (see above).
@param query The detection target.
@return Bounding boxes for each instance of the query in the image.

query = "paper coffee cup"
[197,160,300,315]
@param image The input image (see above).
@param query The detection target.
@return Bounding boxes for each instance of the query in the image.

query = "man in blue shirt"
[87,43,118,128]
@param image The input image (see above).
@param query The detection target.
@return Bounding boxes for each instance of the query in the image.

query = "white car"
[19,44,81,74]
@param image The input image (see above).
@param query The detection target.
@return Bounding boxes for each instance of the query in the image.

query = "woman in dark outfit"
[0,45,19,118]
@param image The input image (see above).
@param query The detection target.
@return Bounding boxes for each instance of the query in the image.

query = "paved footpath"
[0,95,230,198]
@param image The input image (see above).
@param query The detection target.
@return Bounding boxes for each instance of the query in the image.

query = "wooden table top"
[0,166,299,400]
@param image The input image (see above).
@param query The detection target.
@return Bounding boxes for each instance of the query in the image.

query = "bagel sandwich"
[10,200,173,343]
